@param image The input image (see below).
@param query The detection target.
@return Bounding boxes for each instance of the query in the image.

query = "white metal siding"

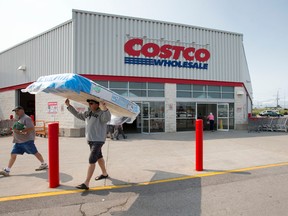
[0,21,73,89]
[240,44,253,98]
[73,10,246,84]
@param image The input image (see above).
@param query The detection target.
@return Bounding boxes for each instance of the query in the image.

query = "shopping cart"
[0,119,17,136]
[248,117,262,132]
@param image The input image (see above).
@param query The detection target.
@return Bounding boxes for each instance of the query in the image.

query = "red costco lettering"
[159,44,173,58]
[141,43,160,57]
[124,38,210,62]
[195,49,210,62]
[183,47,196,61]
[124,38,143,56]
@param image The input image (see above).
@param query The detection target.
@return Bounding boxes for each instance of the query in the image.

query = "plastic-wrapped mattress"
[22,73,140,123]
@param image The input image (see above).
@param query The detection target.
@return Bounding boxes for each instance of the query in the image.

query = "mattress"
[22,73,140,123]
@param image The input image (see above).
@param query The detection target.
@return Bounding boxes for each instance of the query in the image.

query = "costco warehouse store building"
[0,9,252,136]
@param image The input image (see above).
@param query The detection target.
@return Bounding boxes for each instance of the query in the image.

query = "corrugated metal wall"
[240,44,253,97]
[73,10,246,84]
[0,21,73,89]
[0,10,251,97]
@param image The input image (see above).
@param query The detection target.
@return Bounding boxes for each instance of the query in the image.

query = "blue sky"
[0,0,287,108]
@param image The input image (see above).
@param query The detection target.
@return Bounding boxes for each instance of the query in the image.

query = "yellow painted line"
[1,161,288,202]
[0,184,132,202]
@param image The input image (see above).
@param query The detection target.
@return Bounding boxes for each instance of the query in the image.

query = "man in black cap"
[65,98,111,190]
[0,106,48,177]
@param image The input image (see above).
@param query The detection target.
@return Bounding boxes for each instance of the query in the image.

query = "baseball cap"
[12,106,24,111]
[86,99,99,104]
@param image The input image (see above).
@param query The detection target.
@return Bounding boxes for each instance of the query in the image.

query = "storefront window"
[177,84,192,98]
[110,81,128,96]
[176,102,196,131]
[95,80,108,88]
[208,86,221,98]
[150,101,165,132]
[222,93,234,99]
[193,85,206,98]
[150,119,165,132]
[130,90,147,97]
[194,92,207,98]
[177,91,192,98]
[222,86,234,92]
[105,81,165,98]
[148,83,164,89]
[148,90,164,97]
[177,84,191,90]
[229,103,235,129]
[130,82,147,89]
[148,83,164,97]
[110,81,128,88]
[129,82,147,97]
[208,92,221,98]
[112,90,128,96]
[208,86,220,91]
[176,84,234,99]
[150,101,165,118]
[222,86,234,99]
[193,85,206,91]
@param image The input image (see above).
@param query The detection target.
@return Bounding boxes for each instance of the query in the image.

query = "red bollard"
[48,122,59,188]
[195,119,203,171]
[30,115,35,125]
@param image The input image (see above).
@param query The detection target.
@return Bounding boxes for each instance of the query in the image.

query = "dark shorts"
[11,140,38,155]
[88,141,104,164]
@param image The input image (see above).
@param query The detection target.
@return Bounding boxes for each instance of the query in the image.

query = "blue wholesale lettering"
[124,57,208,70]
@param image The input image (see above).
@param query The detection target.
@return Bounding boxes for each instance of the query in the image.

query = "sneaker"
[0,168,10,177]
[35,163,48,171]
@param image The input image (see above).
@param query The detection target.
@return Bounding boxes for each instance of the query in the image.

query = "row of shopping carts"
[248,117,288,132]
[0,119,17,136]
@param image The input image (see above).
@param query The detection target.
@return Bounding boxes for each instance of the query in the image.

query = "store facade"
[0,10,252,136]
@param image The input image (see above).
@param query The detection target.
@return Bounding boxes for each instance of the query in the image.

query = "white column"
[165,83,176,132]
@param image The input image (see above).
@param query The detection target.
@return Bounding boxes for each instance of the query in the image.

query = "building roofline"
[0,9,244,54]
[73,9,243,37]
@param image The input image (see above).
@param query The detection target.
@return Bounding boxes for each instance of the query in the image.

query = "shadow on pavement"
[13,171,73,183]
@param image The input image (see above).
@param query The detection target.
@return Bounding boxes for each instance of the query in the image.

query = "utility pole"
[284,92,286,109]
[276,90,280,108]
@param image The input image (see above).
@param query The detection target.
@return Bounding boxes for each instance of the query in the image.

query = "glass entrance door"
[217,103,229,131]
[141,102,150,133]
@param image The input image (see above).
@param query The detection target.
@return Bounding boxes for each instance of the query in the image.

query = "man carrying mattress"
[65,98,111,190]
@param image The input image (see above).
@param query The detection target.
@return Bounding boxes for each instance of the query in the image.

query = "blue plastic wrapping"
[22,73,140,123]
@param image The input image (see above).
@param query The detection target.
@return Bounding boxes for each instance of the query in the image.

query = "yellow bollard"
[219,119,223,129]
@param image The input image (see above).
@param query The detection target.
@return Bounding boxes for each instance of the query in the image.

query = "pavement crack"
[96,197,131,216]
[79,203,87,216]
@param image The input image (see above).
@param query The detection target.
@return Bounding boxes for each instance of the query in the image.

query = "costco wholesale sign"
[124,38,210,70]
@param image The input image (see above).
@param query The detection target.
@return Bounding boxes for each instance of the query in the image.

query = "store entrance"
[123,102,142,134]
[123,101,165,134]
[123,102,143,134]
[197,104,217,131]
[17,90,35,119]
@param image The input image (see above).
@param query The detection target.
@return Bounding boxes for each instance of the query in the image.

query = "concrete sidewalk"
[1,130,288,198]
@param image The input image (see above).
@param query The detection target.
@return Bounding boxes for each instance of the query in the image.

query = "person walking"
[106,123,115,140]
[207,112,215,131]
[0,106,48,177]
[65,98,111,190]
[113,123,127,140]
